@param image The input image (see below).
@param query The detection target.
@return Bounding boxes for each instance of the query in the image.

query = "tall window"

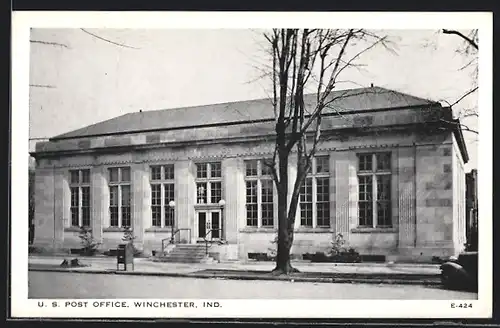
[299,156,331,227]
[245,159,275,227]
[196,162,222,204]
[70,169,91,227]
[357,152,392,228]
[150,164,175,227]
[109,167,131,228]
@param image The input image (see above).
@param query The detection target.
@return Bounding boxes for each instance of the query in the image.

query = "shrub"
[78,226,101,256]
[122,227,143,257]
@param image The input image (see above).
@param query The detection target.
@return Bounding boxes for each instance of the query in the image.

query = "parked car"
[440,251,478,292]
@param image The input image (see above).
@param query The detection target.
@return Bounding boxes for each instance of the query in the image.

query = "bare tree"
[262,29,392,274]
[440,29,479,135]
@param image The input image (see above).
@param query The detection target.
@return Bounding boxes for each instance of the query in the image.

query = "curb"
[28,267,442,286]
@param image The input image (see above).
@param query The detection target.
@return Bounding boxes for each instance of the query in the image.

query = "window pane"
[261,179,273,203]
[164,164,174,180]
[316,177,330,202]
[70,187,79,207]
[261,204,274,227]
[165,207,174,227]
[245,160,258,177]
[151,184,161,206]
[71,208,79,227]
[121,206,131,227]
[110,207,119,227]
[317,202,330,227]
[300,178,313,202]
[164,183,175,204]
[377,201,392,227]
[358,154,372,171]
[261,159,273,176]
[197,182,207,204]
[246,204,258,226]
[81,187,90,207]
[109,168,119,182]
[300,203,313,227]
[358,175,373,201]
[210,181,222,203]
[82,207,90,227]
[70,171,80,184]
[377,175,391,201]
[152,206,161,227]
[359,202,373,227]
[121,185,131,206]
[246,180,257,203]
[109,186,119,206]
[210,162,221,178]
[376,152,391,171]
[151,166,162,180]
[316,156,329,174]
[196,163,207,178]
[81,169,91,184]
[121,167,131,182]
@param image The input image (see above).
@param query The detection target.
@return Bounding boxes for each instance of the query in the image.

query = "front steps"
[154,244,217,264]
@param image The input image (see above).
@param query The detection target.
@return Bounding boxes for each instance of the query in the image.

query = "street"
[29,271,477,299]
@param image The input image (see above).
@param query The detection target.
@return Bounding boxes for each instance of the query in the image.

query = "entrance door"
[197,210,222,240]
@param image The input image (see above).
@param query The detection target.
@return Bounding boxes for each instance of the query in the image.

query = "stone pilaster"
[329,151,336,231]
[223,157,243,244]
[334,151,351,239]
[132,163,148,247]
[91,166,107,243]
[175,160,195,243]
[397,146,416,248]
[52,168,65,249]
[287,154,300,229]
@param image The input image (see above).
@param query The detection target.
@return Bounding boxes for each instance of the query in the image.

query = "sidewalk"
[28,255,442,285]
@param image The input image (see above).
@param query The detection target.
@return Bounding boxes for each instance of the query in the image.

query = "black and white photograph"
[11,11,492,318]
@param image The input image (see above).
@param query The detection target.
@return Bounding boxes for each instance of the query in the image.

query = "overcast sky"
[29,28,478,170]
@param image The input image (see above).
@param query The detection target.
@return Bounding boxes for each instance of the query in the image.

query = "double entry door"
[197,210,223,240]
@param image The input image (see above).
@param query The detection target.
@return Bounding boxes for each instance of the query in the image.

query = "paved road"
[28,271,477,300]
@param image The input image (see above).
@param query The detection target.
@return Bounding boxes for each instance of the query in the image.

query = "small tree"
[78,226,100,256]
[122,226,142,256]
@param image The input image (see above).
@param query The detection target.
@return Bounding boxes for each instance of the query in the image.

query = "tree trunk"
[272,153,300,275]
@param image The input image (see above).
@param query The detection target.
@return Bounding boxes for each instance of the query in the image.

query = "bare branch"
[30,84,56,89]
[80,28,140,50]
[450,87,479,108]
[442,29,478,50]
[30,40,69,48]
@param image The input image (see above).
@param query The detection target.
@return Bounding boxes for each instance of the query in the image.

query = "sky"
[28,28,479,171]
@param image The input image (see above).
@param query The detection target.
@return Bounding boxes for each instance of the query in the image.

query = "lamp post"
[218,199,226,240]
[169,200,176,244]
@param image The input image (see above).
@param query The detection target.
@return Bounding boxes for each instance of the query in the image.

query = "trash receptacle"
[116,243,134,271]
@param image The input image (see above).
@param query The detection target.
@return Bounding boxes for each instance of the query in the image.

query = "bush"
[78,226,101,256]
[122,227,143,257]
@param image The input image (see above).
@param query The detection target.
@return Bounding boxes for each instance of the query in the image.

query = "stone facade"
[31,91,469,262]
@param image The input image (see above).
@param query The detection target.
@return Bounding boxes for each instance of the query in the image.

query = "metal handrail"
[161,228,192,253]
[202,228,227,256]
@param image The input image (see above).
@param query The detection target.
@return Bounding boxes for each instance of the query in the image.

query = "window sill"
[239,227,277,233]
[145,227,174,233]
[64,227,90,232]
[295,227,333,233]
[351,227,397,233]
[103,227,128,232]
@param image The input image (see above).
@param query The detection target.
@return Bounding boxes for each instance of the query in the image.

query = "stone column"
[91,166,107,244]
[223,157,243,244]
[175,160,195,243]
[329,151,336,231]
[53,168,65,249]
[335,151,350,237]
[287,154,300,230]
[132,163,148,248]
[397,146,416,248]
